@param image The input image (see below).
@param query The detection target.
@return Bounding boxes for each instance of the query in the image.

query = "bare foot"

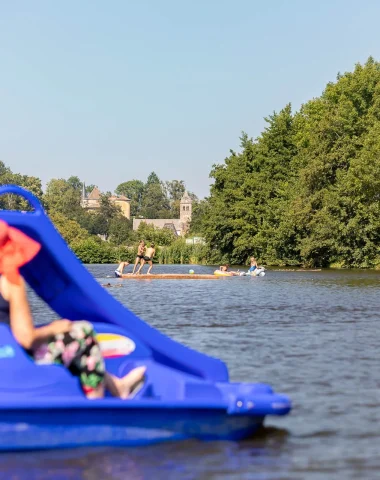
[115,366,146,399]
[85,384,105,399]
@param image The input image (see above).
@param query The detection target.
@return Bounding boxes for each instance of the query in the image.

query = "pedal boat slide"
[0,185,291,450]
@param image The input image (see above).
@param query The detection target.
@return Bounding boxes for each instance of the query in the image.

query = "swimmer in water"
[219,264,240,276]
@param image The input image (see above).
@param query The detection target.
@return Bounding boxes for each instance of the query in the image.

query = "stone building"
[132,191,193,236]
[179,190,192,225]
[81,184,131,219]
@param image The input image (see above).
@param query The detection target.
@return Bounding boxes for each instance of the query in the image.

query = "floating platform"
[121,273,218,280]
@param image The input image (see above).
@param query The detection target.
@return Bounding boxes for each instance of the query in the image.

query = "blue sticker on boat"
[0,345,15,359]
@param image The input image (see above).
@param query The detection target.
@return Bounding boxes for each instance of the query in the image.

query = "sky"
[1,0,379,198]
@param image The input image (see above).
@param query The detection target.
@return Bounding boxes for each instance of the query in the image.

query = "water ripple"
[4,265,379,479]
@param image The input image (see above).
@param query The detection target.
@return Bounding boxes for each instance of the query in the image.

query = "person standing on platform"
[136,243,156,275]
[115,240,145,277]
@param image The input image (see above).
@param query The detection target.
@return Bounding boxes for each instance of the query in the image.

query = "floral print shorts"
[33,321,106,395]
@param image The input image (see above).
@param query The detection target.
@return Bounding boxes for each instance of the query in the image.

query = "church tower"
[180,191,192,228]
[80,182,88,208]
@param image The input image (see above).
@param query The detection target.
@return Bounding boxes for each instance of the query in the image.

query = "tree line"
[1,58,380,267]
[191,58,380,268]
[0,165,202,263]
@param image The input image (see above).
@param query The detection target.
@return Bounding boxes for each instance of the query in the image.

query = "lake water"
[1,265,379,480]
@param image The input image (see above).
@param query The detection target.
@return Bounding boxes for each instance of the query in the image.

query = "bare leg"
[136,259,145,274]
[131,257,140,274]
[104,367,146,399]
[85,384,105,399]
[146,261,153,274]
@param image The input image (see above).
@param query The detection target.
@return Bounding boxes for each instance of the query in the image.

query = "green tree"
[85,184,97,194]
[0,161,10,176]
[165,180,185,201]
[44,178,82,216]
[49,211,89,245]
[44,177,100,236]
[189,199,209,235]
[71,237,128,264]
[165,180,185,217]
[115,179,144,216]
[67,176,83,191]
[289,58,380,266]
[87,194,123,239]
[146,171,161,186]
[108,216,134,245]
[0,161,43,211]
[202,58,380,268]
[136,222,176,246]
[140,183,170,219]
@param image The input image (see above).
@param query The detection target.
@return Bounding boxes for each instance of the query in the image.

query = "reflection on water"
[1,265,380,480]
[1,428,291,480]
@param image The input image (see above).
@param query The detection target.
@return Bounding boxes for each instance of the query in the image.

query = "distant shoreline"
[87,262,380,271]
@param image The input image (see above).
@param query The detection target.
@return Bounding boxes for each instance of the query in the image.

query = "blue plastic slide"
[0,185,291,450]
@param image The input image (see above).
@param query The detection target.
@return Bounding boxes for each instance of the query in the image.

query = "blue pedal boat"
[0,185,291,450]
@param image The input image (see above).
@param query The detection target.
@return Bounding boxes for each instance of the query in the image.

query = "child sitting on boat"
[0,220,146,400]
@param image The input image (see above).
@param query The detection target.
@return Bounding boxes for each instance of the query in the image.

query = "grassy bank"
[70,237,380,268]
[71,238,210,265]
